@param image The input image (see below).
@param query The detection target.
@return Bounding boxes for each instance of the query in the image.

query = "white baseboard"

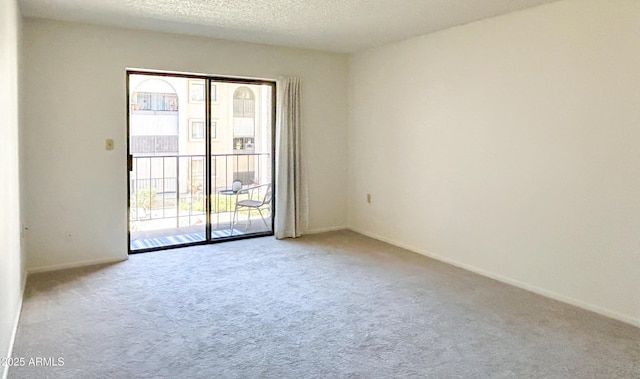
[305,225,347,235]
[2,273,26,379]
[27,256,128,274]
[348,227,640,329]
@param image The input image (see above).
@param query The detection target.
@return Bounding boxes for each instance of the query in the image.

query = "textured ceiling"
[19,0,560,52]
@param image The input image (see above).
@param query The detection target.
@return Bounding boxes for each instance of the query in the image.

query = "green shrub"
[135,188,156,211]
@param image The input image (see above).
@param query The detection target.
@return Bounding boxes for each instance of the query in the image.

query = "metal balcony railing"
[129,153,271,229]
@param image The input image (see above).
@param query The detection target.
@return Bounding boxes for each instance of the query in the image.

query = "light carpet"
[10,231,640,378]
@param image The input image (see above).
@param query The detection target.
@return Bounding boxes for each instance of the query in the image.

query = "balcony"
[129,153,272,250]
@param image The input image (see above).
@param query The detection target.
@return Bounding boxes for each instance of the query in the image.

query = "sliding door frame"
[126,69,277,254]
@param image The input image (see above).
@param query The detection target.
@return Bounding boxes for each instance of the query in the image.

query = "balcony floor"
[130,214,271,251]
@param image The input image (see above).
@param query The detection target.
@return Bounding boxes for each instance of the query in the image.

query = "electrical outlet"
[367,193,372,203]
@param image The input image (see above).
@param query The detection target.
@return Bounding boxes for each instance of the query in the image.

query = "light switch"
[105,139,114,151]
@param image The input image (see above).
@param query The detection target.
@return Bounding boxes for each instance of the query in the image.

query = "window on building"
[189,80,205,103]
[190,119,205,140]
[233,87,255,118]
[211,84,217,102]
[190,120,216,141]
[233,87,256,153]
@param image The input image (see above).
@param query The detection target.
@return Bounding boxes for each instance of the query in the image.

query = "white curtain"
[274,76,308,239]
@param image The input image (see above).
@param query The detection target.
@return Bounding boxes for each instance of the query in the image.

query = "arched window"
[129,78,179,154]
[131,79,178,112]
[233,87,255,118]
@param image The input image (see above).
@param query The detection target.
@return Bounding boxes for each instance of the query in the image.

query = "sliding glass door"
[209,81,274,239]
[127,72,275,253]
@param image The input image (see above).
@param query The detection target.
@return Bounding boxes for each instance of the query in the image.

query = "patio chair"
[230,183,272,235]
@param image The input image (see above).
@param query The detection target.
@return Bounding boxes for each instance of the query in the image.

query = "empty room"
[1,0,639,377]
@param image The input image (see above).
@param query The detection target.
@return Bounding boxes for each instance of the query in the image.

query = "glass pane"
[210,82,273,239]
[129,74,207,251]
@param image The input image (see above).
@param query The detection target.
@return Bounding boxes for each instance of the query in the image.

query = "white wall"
[348,0,640,326]
[22,19,348,270]
[0,0,24,374]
